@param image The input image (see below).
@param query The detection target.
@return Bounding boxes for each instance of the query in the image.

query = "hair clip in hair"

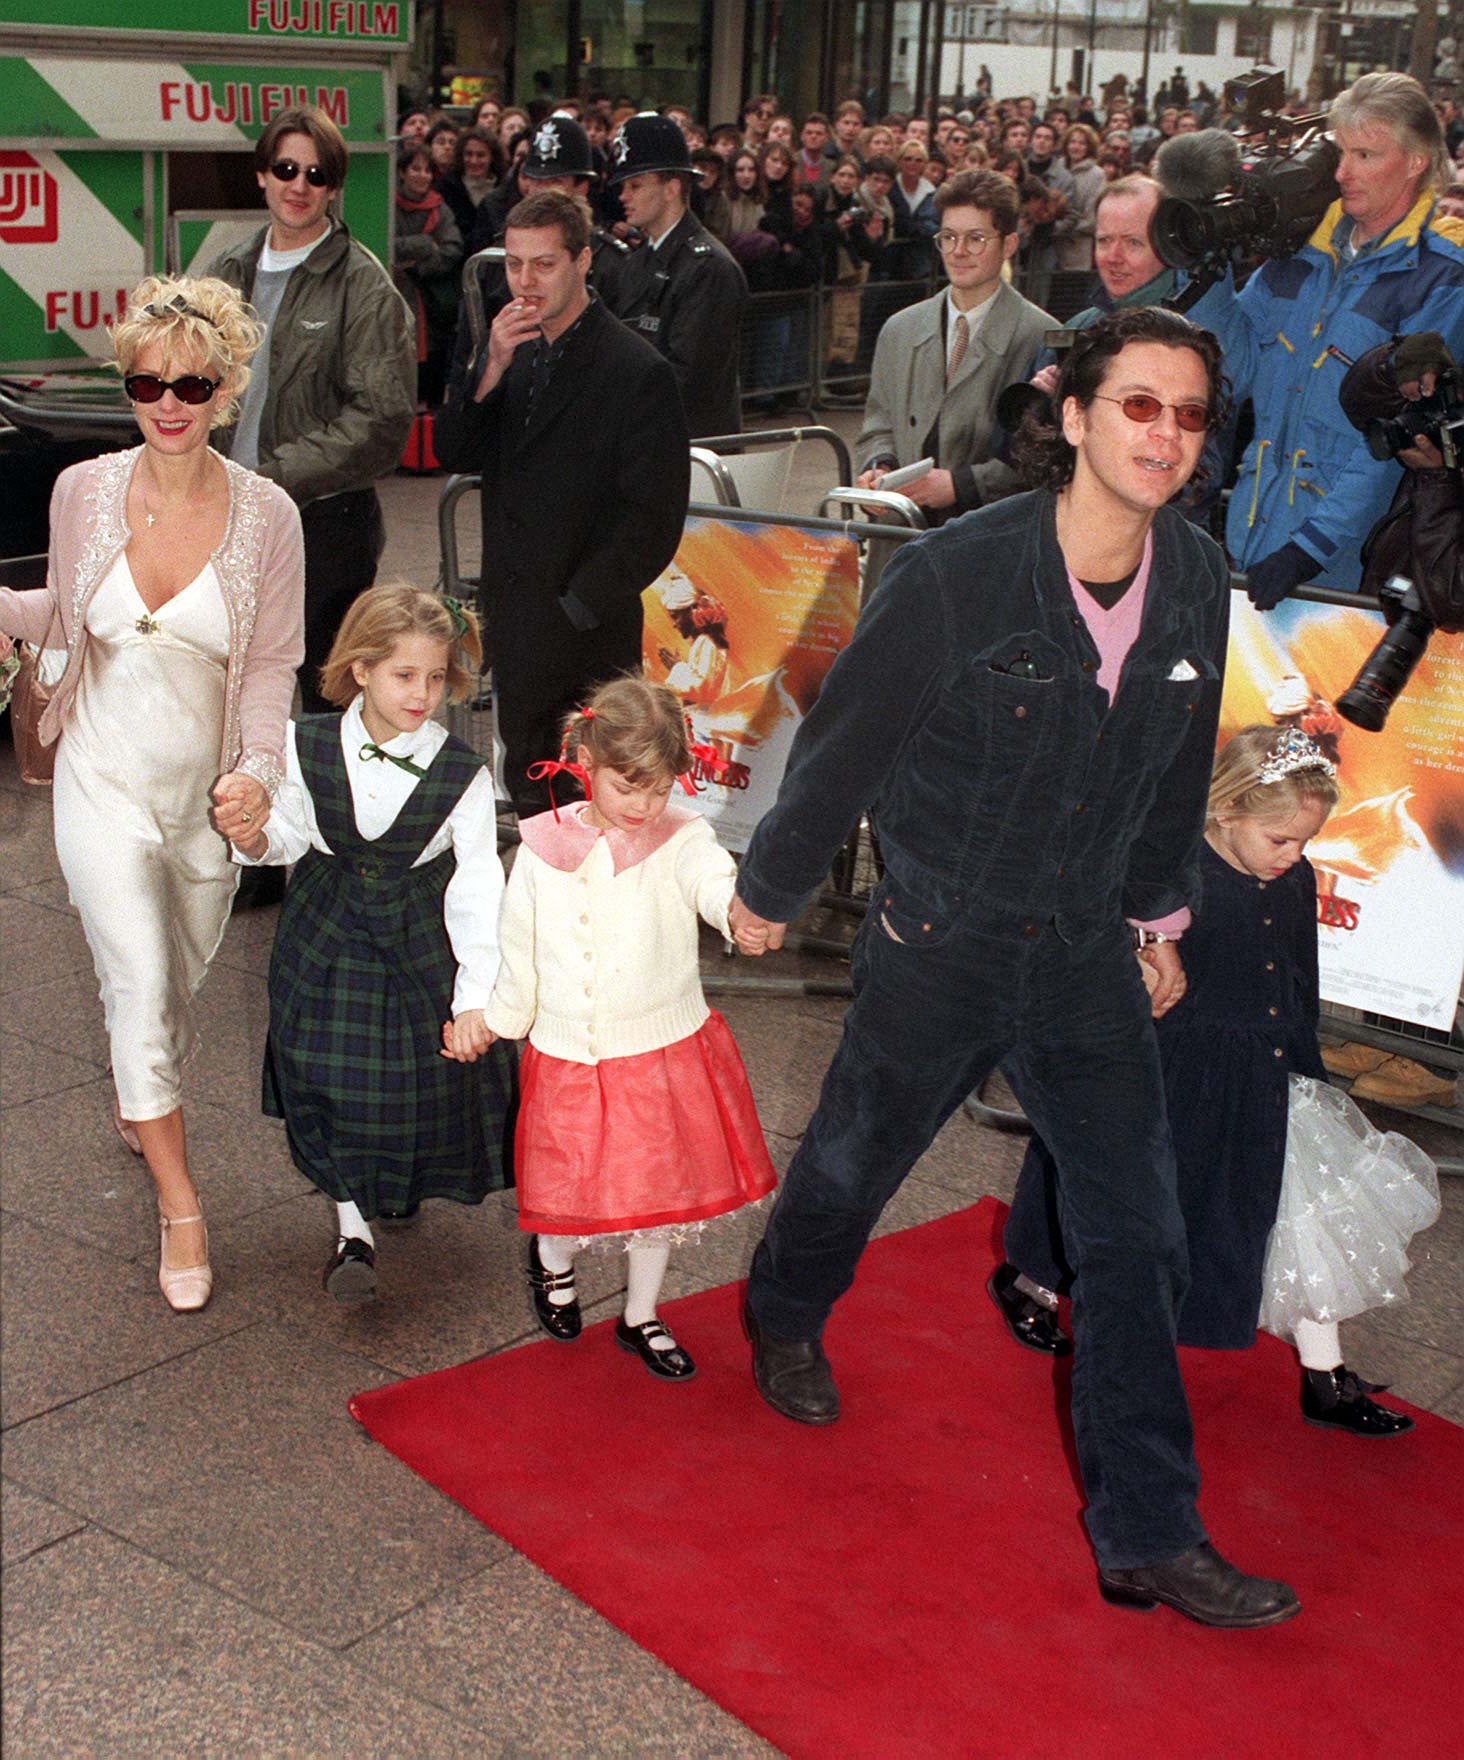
[439,594,469,638]
[1258,726,1336,785]
[143,295,217,327]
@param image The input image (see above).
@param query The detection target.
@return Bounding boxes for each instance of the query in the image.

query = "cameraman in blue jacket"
[1188,73,1464,606]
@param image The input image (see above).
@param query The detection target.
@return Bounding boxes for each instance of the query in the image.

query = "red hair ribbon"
[526,756,591,822]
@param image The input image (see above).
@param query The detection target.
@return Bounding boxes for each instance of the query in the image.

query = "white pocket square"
[1167,659,1199,681]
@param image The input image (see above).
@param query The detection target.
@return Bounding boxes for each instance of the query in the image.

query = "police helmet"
[607,112,693,185]
[522,114,596,183]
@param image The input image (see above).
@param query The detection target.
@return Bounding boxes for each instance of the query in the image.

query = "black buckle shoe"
[741,1294,840,1424]
[1099,1542,1300,1628]
[527,1236,582,1342]
[1302,1366,1414,1436]
[323,1236,377,1303]
[987,1262,1071,1356]
[615,1317,697,1380]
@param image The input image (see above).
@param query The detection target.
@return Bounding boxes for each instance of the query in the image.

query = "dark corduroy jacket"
[737,490,1230,936]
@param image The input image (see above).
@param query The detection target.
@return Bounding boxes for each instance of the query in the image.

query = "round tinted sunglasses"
[1092,393,1210,433]
[124,373,222,405]
[267,157,331,187]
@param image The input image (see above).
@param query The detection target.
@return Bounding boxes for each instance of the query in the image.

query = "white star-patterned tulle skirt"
[1259,1075,1442,1337]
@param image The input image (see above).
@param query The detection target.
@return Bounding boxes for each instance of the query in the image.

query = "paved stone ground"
[3,428,1460,1756]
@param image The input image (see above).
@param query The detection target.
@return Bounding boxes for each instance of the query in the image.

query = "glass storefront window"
[488,1,709,111]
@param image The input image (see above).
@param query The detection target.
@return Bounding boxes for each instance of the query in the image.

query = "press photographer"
[1168,72,1464,604]
[1334,330,1464,728]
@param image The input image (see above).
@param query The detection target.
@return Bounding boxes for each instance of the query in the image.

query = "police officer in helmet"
[609,112,748,437]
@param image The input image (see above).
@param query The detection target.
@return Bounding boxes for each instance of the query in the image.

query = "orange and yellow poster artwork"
[1221,591,1464,1030]
[643,516,862,852]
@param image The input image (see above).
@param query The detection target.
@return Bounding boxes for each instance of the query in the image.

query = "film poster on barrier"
[1221,591,1464,1032]
[644,517,862,853]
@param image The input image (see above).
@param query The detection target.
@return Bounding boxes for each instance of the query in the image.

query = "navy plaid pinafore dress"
[262,715,516,1216]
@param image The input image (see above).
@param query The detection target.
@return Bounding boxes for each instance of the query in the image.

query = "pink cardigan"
[0,448,305,794]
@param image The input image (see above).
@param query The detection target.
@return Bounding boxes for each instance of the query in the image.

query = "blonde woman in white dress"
[0,277,304,1310]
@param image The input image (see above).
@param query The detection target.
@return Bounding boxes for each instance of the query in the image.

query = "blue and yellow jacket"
[1189,193,1464,589]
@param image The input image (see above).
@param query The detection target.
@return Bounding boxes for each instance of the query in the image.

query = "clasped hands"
[729,893,785,957]
[212,772,270,850]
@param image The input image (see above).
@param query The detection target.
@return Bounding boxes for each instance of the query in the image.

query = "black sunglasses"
[268,157,331,188]
[124,373,223,405]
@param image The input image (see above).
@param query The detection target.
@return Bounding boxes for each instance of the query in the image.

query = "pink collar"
[518,801,698,875]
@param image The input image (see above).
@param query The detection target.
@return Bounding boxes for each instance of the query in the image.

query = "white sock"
[536,1233,577,1305]
[335,1200,373,1248]
[1294,1317,1342,1372]
[624,1244,672,1345]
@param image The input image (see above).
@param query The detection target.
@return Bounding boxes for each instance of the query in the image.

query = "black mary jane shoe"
[323,1236,377,1303]
[1302,1366,1414,1437]
[527,1236,582,1342]
[615,1317,697,1381]
[987,1262,1072,1357]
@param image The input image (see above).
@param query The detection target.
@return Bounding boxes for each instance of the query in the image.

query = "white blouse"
[235,695,505,1014]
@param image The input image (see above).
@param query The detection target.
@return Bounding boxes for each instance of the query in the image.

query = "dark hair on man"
[935,167,1019,233]
[1011,305,1230,492]
[255,105,348,189]
[506,187,593,256]
[864,153,898,181]
[803,111,830,130]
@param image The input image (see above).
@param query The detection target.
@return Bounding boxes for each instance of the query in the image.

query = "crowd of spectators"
[392,71,1464,410]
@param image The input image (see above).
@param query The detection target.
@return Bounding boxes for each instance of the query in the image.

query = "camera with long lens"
[1337,576,1436,731]
[1152,71,1339,301]
[1364,367,1464,468]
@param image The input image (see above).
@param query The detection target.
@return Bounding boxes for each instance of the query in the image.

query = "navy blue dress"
[1004,841,1328,1348]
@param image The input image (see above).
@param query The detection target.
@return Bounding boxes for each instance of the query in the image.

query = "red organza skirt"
[516,1010,778,1234]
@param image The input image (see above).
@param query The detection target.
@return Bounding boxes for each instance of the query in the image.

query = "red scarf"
[395,187,442,361]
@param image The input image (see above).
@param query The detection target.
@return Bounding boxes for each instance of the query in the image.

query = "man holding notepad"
[856,169,1053,523]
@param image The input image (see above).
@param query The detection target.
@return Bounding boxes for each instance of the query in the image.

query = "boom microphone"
[1154,128,1242,202]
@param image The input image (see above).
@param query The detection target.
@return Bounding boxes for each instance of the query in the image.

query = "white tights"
[1293,1317,1343,1372]
[537,1235,675,1346]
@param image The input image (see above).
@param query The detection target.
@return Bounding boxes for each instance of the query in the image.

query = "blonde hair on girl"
[1207,724,1341,826]
[318,581,483,708]
[111,275,262,429]
[563,676,690,787]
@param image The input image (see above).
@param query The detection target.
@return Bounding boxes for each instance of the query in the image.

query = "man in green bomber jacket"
[211,105,416,716]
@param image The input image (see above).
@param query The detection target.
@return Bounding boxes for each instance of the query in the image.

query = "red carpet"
[351,1201,1463,1759]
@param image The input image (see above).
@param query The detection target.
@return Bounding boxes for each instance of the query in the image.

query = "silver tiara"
[1258,726,1336,784]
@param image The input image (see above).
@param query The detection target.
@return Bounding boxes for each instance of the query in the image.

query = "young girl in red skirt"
[444,677,776,1379]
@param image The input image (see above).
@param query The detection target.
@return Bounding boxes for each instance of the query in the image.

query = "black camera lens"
[1337,580,1436,731]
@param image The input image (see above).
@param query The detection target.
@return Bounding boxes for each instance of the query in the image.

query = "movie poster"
[1220,591,1464,1030]
[644,517,862,852]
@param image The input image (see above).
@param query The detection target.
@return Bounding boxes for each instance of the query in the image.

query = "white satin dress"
[52,552,237,1120]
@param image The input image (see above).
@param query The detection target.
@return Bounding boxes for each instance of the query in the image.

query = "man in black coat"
[436,189,690,815]
[607,113,748,438]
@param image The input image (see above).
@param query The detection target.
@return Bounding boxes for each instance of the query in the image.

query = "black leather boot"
[1302,1366,1414,1436]
[1098,1542,1300,1628]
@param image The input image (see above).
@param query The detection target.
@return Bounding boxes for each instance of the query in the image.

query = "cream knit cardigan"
[485,809,737,1065]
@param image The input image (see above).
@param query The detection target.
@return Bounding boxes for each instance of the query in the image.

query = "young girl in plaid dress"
[443,678,776,1380]
[226,583,515,1301]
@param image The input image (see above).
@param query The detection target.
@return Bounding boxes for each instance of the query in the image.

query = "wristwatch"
[1132,928,1174,950]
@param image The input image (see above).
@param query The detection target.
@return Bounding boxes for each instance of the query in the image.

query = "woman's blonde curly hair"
[111,275,263,430]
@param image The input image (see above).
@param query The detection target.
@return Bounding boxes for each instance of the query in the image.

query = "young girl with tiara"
[225,582,516,1300]
[999,724,1440,1433]
[443,677,776,1379]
